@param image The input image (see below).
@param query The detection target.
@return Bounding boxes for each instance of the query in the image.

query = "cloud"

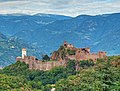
[0,0,120,16]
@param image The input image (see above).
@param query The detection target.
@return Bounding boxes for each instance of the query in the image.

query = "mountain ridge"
[0,13,120,66]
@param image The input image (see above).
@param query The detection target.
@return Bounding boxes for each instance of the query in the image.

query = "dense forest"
[0,56,120,91]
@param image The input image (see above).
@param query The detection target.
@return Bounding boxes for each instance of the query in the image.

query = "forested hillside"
[0,56,120,91]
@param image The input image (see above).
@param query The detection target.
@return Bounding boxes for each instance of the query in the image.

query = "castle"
[51,41,106,62]
[16,48,66,71]
[16,41,107,71]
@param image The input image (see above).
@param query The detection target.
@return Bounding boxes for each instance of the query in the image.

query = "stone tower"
[98,51,106,58]
[22,48,27,59]
[63,41,68,47]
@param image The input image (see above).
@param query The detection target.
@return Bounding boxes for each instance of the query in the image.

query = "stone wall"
[29,61,66,70]
[16,56,66,71]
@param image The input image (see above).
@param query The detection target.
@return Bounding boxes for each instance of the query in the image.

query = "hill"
[0,55,120,91]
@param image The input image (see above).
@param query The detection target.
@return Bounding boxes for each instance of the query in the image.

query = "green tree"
[42,54,50,61]
[67,49,76,55]
[79,60,94,68]
[66,60,76,75]
[56,62,120,91]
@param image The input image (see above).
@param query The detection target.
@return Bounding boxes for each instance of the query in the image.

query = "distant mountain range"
[0,13,120,67]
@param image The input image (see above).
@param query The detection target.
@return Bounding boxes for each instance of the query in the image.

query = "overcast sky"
[0,0,120,16]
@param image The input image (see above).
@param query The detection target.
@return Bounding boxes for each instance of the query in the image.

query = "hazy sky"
[0,0,120,16]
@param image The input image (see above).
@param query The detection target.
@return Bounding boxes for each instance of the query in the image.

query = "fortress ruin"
[16,41,107,71]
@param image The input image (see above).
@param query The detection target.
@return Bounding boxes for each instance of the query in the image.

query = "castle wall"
[86,54,99,61]
[30,61,65,70]
[75,49,89,60]
[16,41,107,71]
[98,52,106,58]
[16,56,66,71]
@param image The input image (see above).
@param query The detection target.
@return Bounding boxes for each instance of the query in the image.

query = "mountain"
[0,32,42,67]
[0,13,72,36]
[0,13,120,66]
[13,13,120,55]
[34,13,72,20]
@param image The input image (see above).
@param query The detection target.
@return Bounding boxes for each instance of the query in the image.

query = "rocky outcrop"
[51,41,107,62]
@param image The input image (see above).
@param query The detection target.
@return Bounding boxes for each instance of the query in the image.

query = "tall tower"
[22,48,27,59]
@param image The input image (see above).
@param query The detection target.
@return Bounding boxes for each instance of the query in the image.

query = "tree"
[42,54,50,61]
[67,49,76,55]
[56,60,120,91]
[66,60,76,75]
[79,60,94,68]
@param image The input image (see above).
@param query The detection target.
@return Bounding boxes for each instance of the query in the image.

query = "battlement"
[22,48,26,51]
[63,41,74,48]
[98,51,107,58]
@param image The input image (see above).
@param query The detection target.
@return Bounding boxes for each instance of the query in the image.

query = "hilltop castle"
[16,41,107,71]
[51,41,106,62]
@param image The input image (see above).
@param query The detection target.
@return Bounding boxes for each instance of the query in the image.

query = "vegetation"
[56,66,120,91]
[0,56,120,91]
[0,60,77,91]
[78,60,94,68]
[55,56,120,91]
[0,74,33,91]
[54,46,77,60]
[42,54,50,61]
[67,49,76,55]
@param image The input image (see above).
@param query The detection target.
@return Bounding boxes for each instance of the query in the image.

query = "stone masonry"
[16,41,107,71]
